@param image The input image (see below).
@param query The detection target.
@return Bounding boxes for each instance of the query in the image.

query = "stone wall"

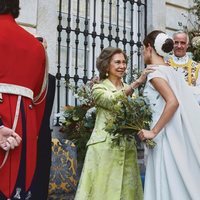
[146,0,194,36]
[18,0,57,75]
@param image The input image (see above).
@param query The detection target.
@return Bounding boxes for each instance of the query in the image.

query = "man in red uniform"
[0,0,48,199]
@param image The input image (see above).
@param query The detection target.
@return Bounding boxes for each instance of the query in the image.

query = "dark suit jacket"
[31,74,56,200]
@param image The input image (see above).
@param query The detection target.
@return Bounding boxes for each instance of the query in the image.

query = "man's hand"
[0,126,22,151]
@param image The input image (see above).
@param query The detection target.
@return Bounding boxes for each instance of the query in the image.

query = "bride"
[138,30,200,200]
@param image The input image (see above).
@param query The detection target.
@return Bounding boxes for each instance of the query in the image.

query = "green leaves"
[60,104,95,163]
[105,95,156,148]
[60,77,99,163]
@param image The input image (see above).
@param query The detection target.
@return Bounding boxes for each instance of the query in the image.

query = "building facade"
[19,0,195,123]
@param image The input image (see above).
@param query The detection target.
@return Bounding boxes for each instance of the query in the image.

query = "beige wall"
[17,0,57,75]
[147,0,194,36]
[146,0,166,32]
[166,0,194,36]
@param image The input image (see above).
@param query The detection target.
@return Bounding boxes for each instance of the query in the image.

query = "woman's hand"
[137,66,155,84]
[138,129,157,141]
[0,126,22,151]
[125,66,155,96]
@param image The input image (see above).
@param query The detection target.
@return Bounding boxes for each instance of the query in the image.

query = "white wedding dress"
[143,65,200,200]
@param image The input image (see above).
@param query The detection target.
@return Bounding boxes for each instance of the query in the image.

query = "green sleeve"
[92,83,125,111]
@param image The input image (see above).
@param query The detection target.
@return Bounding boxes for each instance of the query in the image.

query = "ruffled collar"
[171,54,189,65]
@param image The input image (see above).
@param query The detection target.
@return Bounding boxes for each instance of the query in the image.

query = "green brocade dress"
[74,79,143,200]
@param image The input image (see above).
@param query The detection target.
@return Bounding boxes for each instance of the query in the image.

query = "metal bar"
[61,28,129,44]
[130,0,134,82]
[116,0,120,47]
[92,0,97,76]
[55,0,62,125]
[100,0,105,50]
[108,0,112,46]
[83,0,89,83]
[74,0,80,105]
[65,0,72,105]
[123,1,127,52]
[137,0,142,71]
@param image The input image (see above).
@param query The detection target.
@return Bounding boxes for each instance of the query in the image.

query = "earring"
[106,72,109,77]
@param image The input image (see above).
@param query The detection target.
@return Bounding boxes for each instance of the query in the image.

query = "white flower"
[85,107,96,119]
[55,112,63,118]
[55,112,65,122]
[192,36,200,48]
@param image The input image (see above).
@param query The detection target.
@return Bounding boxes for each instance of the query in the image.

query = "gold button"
[29,104,33,109]
[118,161,123,165]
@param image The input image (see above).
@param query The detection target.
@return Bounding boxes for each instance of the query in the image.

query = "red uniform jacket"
[0,14,47,198]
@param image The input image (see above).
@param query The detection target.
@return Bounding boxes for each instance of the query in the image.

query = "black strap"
[0,117,3,126]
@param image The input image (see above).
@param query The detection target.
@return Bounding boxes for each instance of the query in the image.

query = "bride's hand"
[138,129,156,141]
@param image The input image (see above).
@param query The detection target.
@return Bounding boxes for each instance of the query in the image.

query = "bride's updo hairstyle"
[143,30,174,57]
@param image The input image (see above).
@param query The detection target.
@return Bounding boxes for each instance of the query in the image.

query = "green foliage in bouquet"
[60,105,96,163]
[105,95,156,148]
[60,77,99,163]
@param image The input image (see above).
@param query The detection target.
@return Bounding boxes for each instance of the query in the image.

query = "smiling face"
[173,33,188,57]
[107,53,127,79]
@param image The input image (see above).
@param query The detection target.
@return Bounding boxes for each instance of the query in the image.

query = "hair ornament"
[154,33,172,57]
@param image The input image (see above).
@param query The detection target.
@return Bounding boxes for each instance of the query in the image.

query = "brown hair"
[96,47,128,80]
[143,30,173,56]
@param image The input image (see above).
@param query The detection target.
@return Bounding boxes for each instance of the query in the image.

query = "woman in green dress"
[74,47,153,200]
